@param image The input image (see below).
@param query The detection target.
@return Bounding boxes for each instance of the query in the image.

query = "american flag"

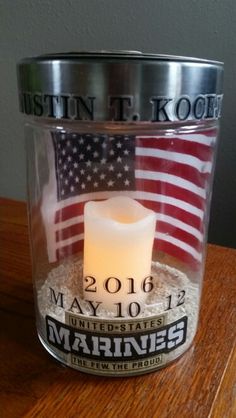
[41,129,217,269]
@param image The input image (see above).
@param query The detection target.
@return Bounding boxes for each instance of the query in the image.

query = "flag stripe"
[55,201,86,223]
[136,156,210,188]
[155,232,202,261]
[136,137,213,161]
[56,240,200,268]
[155,240,201,268]
[156,222,202,250]
[56,222,83,242]
[134,191,204,219]
[54,230,202,260]
[142,200,203,230]
[136,130,217,144]
[56,218,202,250]
[56,239,84,260]
[135,170,206,199]
[135,178,205,210]
[155,213,203,241]
[54,229,202,265]
[55,212,204,244]
[136,147,212,173]
[55,190,204,223]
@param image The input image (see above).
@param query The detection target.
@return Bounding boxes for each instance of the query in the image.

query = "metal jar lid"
[17,51,224,122]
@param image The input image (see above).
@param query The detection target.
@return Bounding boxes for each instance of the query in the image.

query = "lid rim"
[17,51,224,122]
[18,51,224,66]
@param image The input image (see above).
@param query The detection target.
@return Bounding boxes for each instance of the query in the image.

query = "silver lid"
[17,51,224,122]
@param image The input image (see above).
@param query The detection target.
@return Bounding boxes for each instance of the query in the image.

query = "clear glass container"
[18,52,223,376]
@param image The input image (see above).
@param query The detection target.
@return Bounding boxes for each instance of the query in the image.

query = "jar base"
[37,331,195,377]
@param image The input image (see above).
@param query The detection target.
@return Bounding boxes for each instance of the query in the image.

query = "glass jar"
[17,52,223,376]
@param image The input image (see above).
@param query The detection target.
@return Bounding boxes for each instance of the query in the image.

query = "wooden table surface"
[0,198,235,418]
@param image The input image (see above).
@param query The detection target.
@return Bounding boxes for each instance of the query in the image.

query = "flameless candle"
[83,196,156,316]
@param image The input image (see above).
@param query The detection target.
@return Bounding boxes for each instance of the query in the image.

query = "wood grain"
[0,198,235,418]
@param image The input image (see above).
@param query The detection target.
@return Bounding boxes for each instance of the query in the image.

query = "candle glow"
[83,196,156,315]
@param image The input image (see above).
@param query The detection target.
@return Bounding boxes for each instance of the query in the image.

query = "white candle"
[83,196,156,316]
